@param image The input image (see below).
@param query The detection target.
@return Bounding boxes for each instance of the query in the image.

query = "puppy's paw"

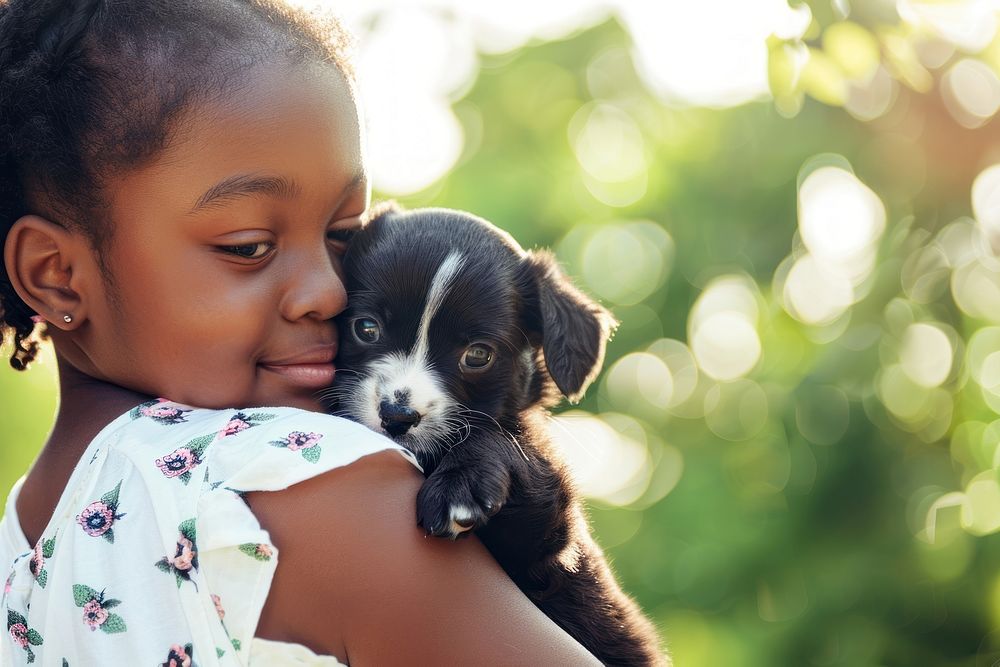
[416,466,507,539]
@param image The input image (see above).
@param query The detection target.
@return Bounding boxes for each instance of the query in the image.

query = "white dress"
[0,399,420,666]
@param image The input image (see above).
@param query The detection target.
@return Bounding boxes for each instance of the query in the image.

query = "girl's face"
[75,65,368,411]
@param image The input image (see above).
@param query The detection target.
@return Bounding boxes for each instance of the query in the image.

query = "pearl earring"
[63,314,73,323]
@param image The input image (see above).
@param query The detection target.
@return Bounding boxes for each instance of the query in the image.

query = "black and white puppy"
[330,204,667,666]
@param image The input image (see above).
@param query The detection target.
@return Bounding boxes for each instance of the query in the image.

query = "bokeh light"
[547,410,655,506]
[941,58,1000,128]
[558,221,674,306]
[689,276,762,381]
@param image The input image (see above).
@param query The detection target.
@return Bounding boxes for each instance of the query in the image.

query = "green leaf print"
[101,528,115,544]
[26,629,42,645]
[179,470,192,485]
[8,608,26,627]
[231,638,242,651]
[186,434,215,457]
[101,598,121,609]
[101,613,126,634]
[179,518,197,542]
[216,647,226,658]
[154,557,172,573]
[72,585,99,607]
[100,480,122,508]
[36,570,47,588]
[237,542,273,561]
[302,445,322,463]
[246,412,277,422]
[41,537,55,558]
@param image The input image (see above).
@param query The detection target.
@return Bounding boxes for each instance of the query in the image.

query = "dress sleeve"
[192,409,419,663]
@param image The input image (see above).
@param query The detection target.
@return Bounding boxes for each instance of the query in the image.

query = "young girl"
[0,1,602,664]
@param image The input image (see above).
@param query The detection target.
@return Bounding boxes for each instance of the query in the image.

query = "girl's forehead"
[109,65,364,219]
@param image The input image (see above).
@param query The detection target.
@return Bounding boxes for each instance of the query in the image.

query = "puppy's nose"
[379,400,421,436]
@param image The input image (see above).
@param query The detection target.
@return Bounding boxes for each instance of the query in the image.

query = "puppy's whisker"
[315,388,358,404]
[456,404,528,462]
[512,324,532,348]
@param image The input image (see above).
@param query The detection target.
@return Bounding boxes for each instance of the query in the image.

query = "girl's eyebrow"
[189,173,300,213]
[187,171,365,214]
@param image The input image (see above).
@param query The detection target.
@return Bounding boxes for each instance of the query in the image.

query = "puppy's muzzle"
[379,399,422,436]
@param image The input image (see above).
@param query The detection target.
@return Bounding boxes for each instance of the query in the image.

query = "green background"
[4,4,1000,665]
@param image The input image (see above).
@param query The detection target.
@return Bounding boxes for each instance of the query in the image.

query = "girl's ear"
[523,250,618,403]
[4,215,90,330]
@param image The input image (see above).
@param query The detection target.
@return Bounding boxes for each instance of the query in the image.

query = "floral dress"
[0,400,420,666]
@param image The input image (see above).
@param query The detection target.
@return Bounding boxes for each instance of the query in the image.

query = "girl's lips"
[260,362,336,388]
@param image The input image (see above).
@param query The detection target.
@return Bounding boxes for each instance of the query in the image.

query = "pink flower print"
[163,643,193,667]
[141,405,175,418]
[83,599,109,630]
[77,501,114,537]
[211,593,225,620]
[284,431,323,451]
[28,541,44,579]
[221,415,252,437]
[4,572,13,595]
[76,481,125,543]
[6,611,42,659]
[170,536,197,572]
[8,622,28,649]
[154,519,199,590]
[256,543,273,559]
[155,448,199,478]
[135,400,191,425]
[72,584,127,634]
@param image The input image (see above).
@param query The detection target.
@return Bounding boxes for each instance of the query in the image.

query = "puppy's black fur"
[330,204,667,666]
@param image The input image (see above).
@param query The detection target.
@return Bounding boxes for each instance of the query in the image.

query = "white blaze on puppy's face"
[351,252,466,452]
[412,252,466,361]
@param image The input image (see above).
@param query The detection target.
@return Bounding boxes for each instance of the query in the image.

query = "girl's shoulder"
[0,400,418,665]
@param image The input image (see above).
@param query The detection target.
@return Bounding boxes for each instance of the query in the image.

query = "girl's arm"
[247,450,603,666]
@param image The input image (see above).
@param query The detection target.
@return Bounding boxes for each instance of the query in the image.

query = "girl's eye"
[352,317,381,344]
[460,344,496,372]
[219,242,274,260]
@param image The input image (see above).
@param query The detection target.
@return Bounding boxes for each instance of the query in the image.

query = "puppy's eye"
[352,317,381,344]
[461,344,495,372]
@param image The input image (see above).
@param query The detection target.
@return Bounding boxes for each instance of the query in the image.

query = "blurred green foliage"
[5,4,1000,666]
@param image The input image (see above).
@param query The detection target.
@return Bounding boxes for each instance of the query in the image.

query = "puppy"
[329,204,667,666]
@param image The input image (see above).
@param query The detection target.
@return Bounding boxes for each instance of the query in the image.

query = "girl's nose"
[279,247,348,322]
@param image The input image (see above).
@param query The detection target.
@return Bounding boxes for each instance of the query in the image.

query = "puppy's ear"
[524,250,618,403]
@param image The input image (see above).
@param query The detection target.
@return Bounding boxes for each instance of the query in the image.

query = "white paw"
[448,504,476,536]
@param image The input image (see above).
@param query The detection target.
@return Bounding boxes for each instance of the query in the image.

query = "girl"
[0,1,603,664]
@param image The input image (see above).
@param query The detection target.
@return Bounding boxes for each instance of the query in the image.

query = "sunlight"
[547,411,653,506]
[689,276,762,381]
[618,0,811,107]
[900,323,954,388]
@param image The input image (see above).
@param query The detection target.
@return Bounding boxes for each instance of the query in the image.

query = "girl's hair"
[0,0,352,369]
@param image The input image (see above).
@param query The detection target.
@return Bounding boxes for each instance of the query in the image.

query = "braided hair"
[0,0,352,369]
